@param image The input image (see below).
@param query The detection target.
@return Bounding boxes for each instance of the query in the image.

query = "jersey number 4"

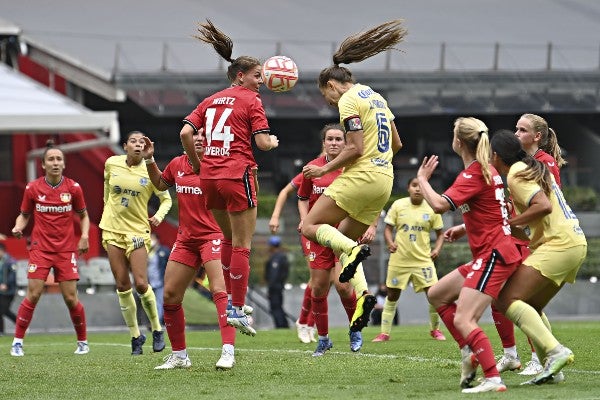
[205,108,234,149]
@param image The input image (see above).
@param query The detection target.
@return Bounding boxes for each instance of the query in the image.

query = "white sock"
[503,345,518,358]
[531,352,540,363]
[12,338,23,346]
[223,344,234,354]
[174,349,187,359]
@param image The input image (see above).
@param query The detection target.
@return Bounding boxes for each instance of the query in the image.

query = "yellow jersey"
[100,155,172,234]
[385,197,443,266]
[507,161,586,251]
[338,83,395,178]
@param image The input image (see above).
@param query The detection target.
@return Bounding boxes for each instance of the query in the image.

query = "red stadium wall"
[3,56,178,256]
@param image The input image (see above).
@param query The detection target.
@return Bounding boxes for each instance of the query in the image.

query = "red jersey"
[297,155,343,209]
[534,149,561,187]
[161,155,222,242]
[442,161,520,263]
[290,172,303,191]
[183,85,270,179]
[20,176,87,252]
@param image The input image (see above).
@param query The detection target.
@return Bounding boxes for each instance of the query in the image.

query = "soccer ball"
[262,55,298,92]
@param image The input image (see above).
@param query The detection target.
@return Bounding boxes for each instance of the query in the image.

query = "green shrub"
[257,193,278,218]
[562,186,598,211]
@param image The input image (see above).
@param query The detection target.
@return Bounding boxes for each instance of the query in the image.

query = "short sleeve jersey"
[290,172,303,191]
[20,176,87,252]
[507,162,586,251]
[183,85,270,179]
[100,155,172,235]
[297,155,343,209]
[338,83,395,178]
[534,150,561,187]
[442,161,520,263]
[384,197,443,266]
[161,155,222,242]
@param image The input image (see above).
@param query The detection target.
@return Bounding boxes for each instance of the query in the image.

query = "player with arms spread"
[180,20,278,336]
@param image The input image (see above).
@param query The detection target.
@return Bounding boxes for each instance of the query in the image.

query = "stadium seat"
[86,257,116,289]
[15,259,29,288]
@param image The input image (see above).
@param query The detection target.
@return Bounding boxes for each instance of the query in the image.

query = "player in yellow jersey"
[490,131,587,385]
[301,20,405,343]
[99,131,172,355]
[372,177,446,343]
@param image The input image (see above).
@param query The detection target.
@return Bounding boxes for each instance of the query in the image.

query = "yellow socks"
[429,304,440,331]
[349,263,368,296]
[139,285,162,332]
[381,299,397,335]
[506,300,559,356]
[117,289,140,338]
[316,224,355,255]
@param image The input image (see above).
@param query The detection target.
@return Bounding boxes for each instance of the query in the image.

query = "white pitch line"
[29,341,600,375]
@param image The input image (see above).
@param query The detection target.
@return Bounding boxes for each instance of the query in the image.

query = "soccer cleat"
[154,353,192,370]
[461,378,507,393]
[295,319,311,344]
[518,359,543,376]
[372,333,390,342]
[226,300,254,316]
[430,329,446,341]
[496,353,522,373]
[152,330,165,352]
[349,330,363,352]
[10,343,24,357]
[520,371,565,386]
[74,341,90,355]
[350,293,376,332]
[215,348,235,370]
[131,334,146,355]
[530,345,574,385]
[227,310,256,336]
[339,245,371,283]
[460,351,479,388]
[312,338,333,357]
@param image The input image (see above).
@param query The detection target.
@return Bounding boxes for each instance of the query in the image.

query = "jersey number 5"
[375,112,390,153]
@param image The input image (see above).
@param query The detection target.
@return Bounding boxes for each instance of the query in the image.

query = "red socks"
[68,301,87,341]
[311,295,328,336]
[164,303,186,351]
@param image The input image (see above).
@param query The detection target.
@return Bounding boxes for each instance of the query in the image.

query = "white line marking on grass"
[33,342,600,375]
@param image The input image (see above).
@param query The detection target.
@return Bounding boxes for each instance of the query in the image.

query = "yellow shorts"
[324,170,393,225]
[101,230,151,258]
[525,244,587,286]
[386,263,438,293]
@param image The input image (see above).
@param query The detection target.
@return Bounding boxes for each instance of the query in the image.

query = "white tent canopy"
[0,63,119,142]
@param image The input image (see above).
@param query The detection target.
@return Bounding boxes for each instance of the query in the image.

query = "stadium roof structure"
[1,0,600,116]
[0,63,119,142]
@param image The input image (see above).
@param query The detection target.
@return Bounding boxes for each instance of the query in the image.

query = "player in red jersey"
[516,113,565,187]
[298,124,362,356]
[10,140,90,357]
[179,20,278,336]
[417,118,522,393]
[142,132,240,370]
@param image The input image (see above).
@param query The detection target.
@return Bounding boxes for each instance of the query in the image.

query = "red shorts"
[516,243,531,259]
[300,235,310,257]
[307,240,338,270]
[27,249,79,282]
[457,249,520,299]
[168,238,222,269]
[201,168,257,212]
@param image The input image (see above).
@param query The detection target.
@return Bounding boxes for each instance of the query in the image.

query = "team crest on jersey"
[28,263,37,273]
[422,214,430,221]
[309,252,316,262]
[139,177,149,186]
[60,193,71,203]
